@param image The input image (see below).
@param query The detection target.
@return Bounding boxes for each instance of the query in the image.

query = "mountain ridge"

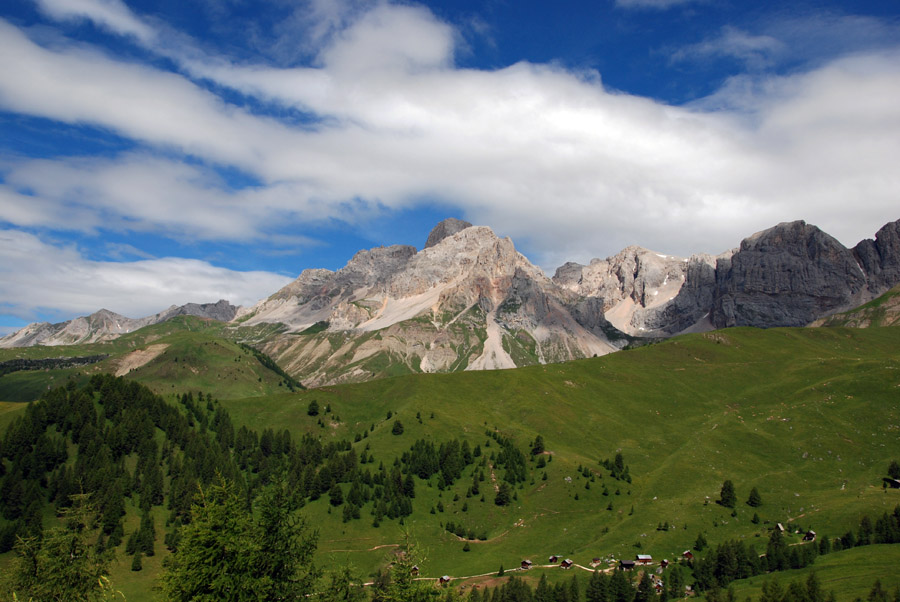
[3,217,900,387]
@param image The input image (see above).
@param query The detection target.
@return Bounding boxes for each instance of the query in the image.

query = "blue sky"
[1,0,899,333]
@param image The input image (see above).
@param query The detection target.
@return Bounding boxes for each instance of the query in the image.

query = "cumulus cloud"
[0,230,292,321]
[1,1,899,286]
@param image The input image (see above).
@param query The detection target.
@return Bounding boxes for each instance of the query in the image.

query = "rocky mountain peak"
[853,218,900,293]
[713,220,869,328]
[424,218,473,249]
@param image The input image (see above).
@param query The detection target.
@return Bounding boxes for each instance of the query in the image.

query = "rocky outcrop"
[853,219,900,295]
[424,218,472,249]
[712,221,869,328]
[244,224,624,386]
[553,247,720,336]
[555,218,900,335]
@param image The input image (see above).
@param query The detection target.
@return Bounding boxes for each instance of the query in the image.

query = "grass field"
[724,544,900,601]
[2,324,899,601]
[219,326,900,591]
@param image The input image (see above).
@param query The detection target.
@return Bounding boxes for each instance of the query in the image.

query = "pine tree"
[587,570,609,602]
[667,566,684,599]
[634,571,655,602]
[747,487,762,507]
[9,493,118,601]
[131,551,143,572]
[570,573,582,602]
[161,475,319,601]
[610,569,634,602]
[321,563,367,602]
[694,532,708,552]
[889,460,900,480]
[719,480,737,508]
[495,482,512,506]
[536,574,553,602]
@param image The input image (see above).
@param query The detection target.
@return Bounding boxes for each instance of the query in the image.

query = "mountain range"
[3,217,899,386]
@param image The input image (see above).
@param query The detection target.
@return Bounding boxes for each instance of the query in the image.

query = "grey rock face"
[553,246,712,335]
[632,255,719,333]
[711,221,868,328]
[162,299,238,322]
[853,218,900,294]
[424,218,473,249]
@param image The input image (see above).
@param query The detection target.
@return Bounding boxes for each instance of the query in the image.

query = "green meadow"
[2,322,899,600]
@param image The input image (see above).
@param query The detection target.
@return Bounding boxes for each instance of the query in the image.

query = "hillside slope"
[219,326,900,579]
[1,324,899,601]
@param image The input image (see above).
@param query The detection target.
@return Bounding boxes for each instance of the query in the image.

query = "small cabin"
[521,560,533,569]
[561,559,574,569]
[620,560,636,571]
[549,555,560,563]
[439,576,451,585]
[776,523,785,532]
[682,551,693,560]
[660,559,669,568]
[885,478,900,489]
[591,557,601,566]
[636,554,653,565]
[411,565,419,576]
[803,530,816,542]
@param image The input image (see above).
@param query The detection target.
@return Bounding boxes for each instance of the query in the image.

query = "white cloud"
[0,230,292,321]
[671,26,785,70]
[33,0,155,43]
[1,2,899,279]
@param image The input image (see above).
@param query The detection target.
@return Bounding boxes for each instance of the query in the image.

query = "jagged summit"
[424,218,473,249]
[4,217,900,388]
[239,222,622,385]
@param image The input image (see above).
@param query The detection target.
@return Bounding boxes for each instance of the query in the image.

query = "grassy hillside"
[217,327,900,583]
[724,544,900,601]
[2,324,899,601]
[0,316,297,403]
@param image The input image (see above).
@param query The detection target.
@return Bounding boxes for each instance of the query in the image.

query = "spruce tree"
[9,493,118,601]
[747,487,762,508]
[536,573,553,602]
[889,460,900,480]
[694,532,708,552]
[719,480,737,508]
[570,573,582,602]
[587,570,609,602]
[161,476,319,601]
[634,572,655,602]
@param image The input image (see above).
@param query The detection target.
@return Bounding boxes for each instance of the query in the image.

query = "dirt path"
[329,543,400,553]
